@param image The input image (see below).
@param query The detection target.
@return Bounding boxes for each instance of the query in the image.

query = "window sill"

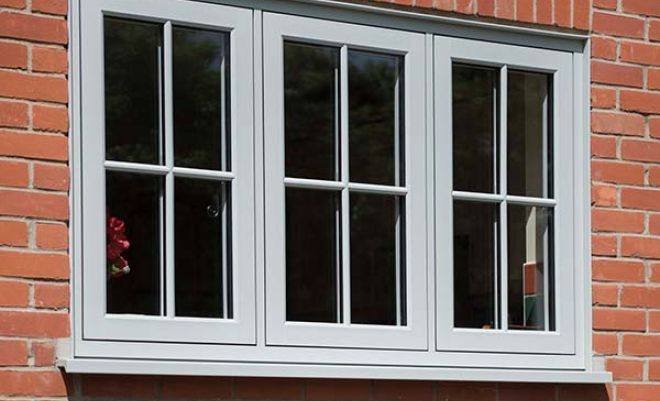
[58,357,611,383]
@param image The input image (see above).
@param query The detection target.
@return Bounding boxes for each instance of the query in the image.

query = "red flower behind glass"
[107,214,131,278]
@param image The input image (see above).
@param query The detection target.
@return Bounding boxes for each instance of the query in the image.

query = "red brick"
[591,136,616,158]
[0,159,28,188]
[478,0,495,17]
[434,0,453,11]
[620,41,660,66]
[0,219,27,246]
[81,375,158,398]
[651,20,660,42]
[455,0,476,14]
[0,12,67,44]
[32,46,67,73]
[622,0,660,17]
[0,41,26,69]
[0,371,66,396]
[0,280,28,306]
[652,118,660,139]
[591,37,617,60]
[536,0,553,24]
[516,0,534,23]
[592,209,644,233]
[0,130,68,161]
[495,0,514,20]
[33,162,69,191]
[651,166,660,186]
[34,282,68,308]
[235,378,303,400]
[499,383,555,401]
[593,0,616,10]
[622,236,660,259]
[0,70,67,103]
[621,286,660,308]
[0,249,69,279]
[573,0,590,30]
[554,0,571,27]
[593,332,618,355]
[592,160,644,185]
[622,188,660,211]
[0,339,27,365]
[650,359,660,380]
[591,87,617,109]
[161,376,232,399]
[649,68,660,90]
[592,184,617,207]
[0,311,68,337]
[593,259,645,282]
[306,379,371,401]
[651,310,660,331]
[36,222,67,250]
[606,358,644,380]
[592,283,618,306]
[592,61,644,88]
[0,100,28,128]
[651,213,660,235]
[32,341,55,366]
[32,0,67,16]
[593,308,646,331]
[592,235,618,256]
[437,382,497,401]
[32,104,68,133]
[653,263,660,283]
[373,380,434,401]
[593,12,645,39]
[0,189,68,220]
[592,111,645,136]
[621,90,660,114]
[0,0,25,9]
[616,384,660,401]
[622,140,660,163]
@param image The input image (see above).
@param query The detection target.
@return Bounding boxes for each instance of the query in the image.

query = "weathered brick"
[0,249,69,279]
[0,219,27,246]
[0,159,28,188]
[592,61,644,88]
[36,222,67,250]
[32,0,67,16]
[621,90,660,114]
[592,209,644,233]
[591,37,617,60]
[0,339,27,365]
[32,46,67,74]
[0,100,28,128]
[622,0,660,17]
[0,311,69,337]
[591,87,617,109]
[592,184,617,207]
[592,12,645,39]
[593,308,646,331]
[592,160,645,185]
[593,259,645,282]
[0,370,67,396]
[0,41,26,69]
[621,236,660,259]
[592,235,618,257]
[621,187,660,211]
[592,283,618,306]
[606,358,644,380]
[34,282,68,308]
[0,280,28,307]
[0,70,67,103]
[33,162,69,191]
[620,41,660,65]
[0,189,68,220]
[592,111,645,136]
[593,332,618,355]
[0,12,67,44]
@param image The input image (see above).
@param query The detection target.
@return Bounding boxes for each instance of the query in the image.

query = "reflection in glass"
[104,18,161,164]
[454,201,498,329]
[106,172,161,315]
[286,188,339,322]
[508,71,552,198]
[507,205,553,331]
[175,178,230,318]
[284,43,339,180]
[349,51,403,186]
[173,27,230,171]
[350,193,403,325]
[453,65,498,193]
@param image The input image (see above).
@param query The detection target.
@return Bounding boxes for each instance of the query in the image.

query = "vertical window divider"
[163,20,176,319]
[498,65,508,332]
[394,56,402,327]
[340,44,351,326]
[492,66,500,330]
[156,24,166,317]
[220,35,230,319]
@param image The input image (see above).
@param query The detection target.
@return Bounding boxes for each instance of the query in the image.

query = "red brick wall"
[0,0,658,400]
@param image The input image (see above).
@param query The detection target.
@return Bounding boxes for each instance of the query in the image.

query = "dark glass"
[350,193,402,325]
[349,51,403,186]
[173,27,230,171]
[507,205,553,331]
[286,188,339,322]
[452,65,498,193]
[104,18,161,164]
[507,71,552,198]
[284,42,339,180]
[175,178,230,318]
[453,201,498,329]
[106,172,161,315]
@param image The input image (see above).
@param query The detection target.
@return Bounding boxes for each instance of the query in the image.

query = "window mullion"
[163,20,175,319]
[340,44,351,325]
[498,65,508,332]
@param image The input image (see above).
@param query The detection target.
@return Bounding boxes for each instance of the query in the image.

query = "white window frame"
[64,0,606,382]
[263,12,428,350]
[79,0,256,344]
[434,36,577,354]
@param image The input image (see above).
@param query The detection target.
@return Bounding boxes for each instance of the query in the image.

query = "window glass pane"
[507,205,553,331]
[349,51,403,186]
[454,201,498,329]
[173,27,230,171]
[284,43,339,181]
[350,193,403,325]
[175,178,231,318]
[104,18,161,164]
[286,188,339,322]
[452,65,497,193]
[106,172,161,315]
[507,71,552,198]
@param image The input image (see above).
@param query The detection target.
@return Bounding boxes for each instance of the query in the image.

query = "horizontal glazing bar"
[505,195,556,207]
[172,167,235,181]
[452,191,557,207]
[348,182,407,196]
[104,161,169,175]
[452,191,503,203]
[284,177,345,191]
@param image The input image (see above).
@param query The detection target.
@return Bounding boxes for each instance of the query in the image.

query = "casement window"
[66,0,606,382]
